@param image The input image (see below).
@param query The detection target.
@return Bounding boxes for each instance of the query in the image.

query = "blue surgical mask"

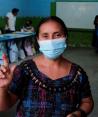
[38,38,67,59]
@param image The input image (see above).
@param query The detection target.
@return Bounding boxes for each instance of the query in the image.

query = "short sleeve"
[79,67,92,99]
[9,65,24,97]
[6,12,10,18]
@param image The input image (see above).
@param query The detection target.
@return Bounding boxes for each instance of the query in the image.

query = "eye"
[39,33,49,39]
[55,33,62,38]
[43,35,48,37]
[43,35,49,39]
[56,34,61,37]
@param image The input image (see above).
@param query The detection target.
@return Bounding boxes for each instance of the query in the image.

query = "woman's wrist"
[71,108,87,117]
[71,109,87,117]
[71,110,81,117]
[77,108,87,117]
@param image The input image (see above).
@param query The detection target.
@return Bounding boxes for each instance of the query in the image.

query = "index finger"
[2,53,9,68]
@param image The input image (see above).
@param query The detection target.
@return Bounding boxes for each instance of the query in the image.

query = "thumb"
[2,53,9,68]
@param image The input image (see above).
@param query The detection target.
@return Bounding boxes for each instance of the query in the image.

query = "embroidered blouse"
[9,60,91,117]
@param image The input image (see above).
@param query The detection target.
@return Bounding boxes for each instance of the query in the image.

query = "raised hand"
[0,54,15,88]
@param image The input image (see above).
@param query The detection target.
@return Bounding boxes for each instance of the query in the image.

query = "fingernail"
[2,54,7,60]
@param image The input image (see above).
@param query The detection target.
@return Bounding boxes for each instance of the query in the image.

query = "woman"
[0,16,94,117]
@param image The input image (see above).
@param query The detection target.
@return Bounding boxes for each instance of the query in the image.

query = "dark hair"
[94,15,98,25]
[26,20,32,25]
[36,16,68,37]
[12,8,19,14]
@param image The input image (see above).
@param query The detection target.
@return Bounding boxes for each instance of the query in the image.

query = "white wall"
[56,2,98,29]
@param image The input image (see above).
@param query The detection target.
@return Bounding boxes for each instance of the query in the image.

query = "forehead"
[39,20,63,33]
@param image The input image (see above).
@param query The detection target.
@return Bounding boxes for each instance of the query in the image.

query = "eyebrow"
[40,31,64,36]
[53,32,61,34]
[41,33,48,36]
[41,31,62,34]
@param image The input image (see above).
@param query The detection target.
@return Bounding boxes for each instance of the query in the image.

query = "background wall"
[0,0,51,17]
[0,0,98,17]
[52,0,98,1]
[27,0,51,16]
[0,0,27,16]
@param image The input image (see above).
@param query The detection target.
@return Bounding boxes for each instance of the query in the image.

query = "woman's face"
[38,21,65,40]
